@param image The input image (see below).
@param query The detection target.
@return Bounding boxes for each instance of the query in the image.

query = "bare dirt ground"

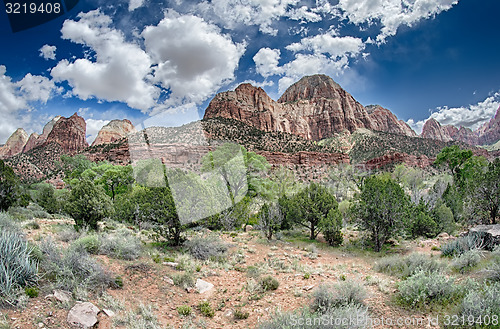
[2,218,447,329]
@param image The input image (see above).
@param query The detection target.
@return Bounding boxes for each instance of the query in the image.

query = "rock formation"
[22,133,40,153]
[41,113,88,153]
[204,74,417,141]
[91,119,137,146]
[365,105,417,137]
[477,106,500,145]
[421,107,500,146]
[0,128,28,159]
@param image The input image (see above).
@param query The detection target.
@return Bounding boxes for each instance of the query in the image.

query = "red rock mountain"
[40,113,88,153]
[92,119,137,146]
[421,107,500,146]
[0,128,28,159]
[204,75,416,141]
[477,106,500,145]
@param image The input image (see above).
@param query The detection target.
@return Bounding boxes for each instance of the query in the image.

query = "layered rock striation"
[204,75,417,141]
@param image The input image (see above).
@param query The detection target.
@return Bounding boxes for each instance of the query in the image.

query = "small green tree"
[65,178,114,230]
[432,203,456,235]
[37,183,58,214]
[353,175,409,252]
[288,183,338,240]
[0,159,20,211]
[320,208,343,246]
[258,202,283,240]
[408,204,437,238]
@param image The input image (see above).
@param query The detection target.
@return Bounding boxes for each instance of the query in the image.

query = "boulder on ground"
[67,301,100,328]
[468,225,500,250]
[196,279,214,294]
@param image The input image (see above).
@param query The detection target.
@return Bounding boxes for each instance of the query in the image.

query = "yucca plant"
[0,230,38,306]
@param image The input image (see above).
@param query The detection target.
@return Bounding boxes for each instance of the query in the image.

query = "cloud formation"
[196,0,299,35]
[254,33,365,93]
[51,10,159,112]
[86,118,110,143]
[335,0,459,43]
[142,10,245,109]
[39,45,57,60]
[407,92,500,134]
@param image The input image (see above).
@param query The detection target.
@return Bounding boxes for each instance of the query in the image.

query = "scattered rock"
[102,309,115,317]
[196,279,214,294]
[245,225,254,232]
[163,276,174,285]
[224,309,233,318]
[186,287,195,293]
[67,301,100,328]
[437,232,450,240]
[163,262,179,268]
[45,290,71,303]
[303,285,315,291]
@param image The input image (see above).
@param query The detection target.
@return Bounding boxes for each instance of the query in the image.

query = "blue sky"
[1,0,499,144]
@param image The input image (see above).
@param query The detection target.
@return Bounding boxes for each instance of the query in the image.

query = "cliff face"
[91,119,137,146]
[477,107,500,145]
[421,110,500,146]
[42,113,88,153]
[365,105,417,137]
[0,128,29,159]
[204,75,417,141]
[23,133,40,153]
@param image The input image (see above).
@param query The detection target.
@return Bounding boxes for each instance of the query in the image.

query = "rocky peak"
[477,106,500,145]
[0,128,29,159]
[92,119,137,146]
[421,118,453,142]
[365,105,417,137]
[42,112,88,153]
[23,133,40,153]
[278,74,342,103]
[40,116,62,141]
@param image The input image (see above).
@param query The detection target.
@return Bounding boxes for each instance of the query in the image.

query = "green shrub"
[65,178,114,230]
[246,265,263,278]
[234,309,249,320]
[374,253,443,279]
[72,235,101,254]
[177,305,192,316]
[260,275,279,291]
[172,272,195,290]
[198,301,215,318]
[98,229,142,260]
[397,271,460,308]
[441,233,486,257]
[312,281,366,313]
[0,212,21,234]
[114,304,163,329]
[484,256,500,282]
[454,283,500,328]
[0,230,38,307]
[38,238,114,295]
[24,287,39,298]
[320,208,343,247]
[451,250,481,274]
[184,235,228,261]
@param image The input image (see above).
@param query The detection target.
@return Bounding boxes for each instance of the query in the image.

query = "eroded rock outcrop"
[91,119,137,146]
[204,75,417,141]
[41,113,88,153]
[0,128,28,159]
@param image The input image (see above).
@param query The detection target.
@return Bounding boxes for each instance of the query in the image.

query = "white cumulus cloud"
[86,118,110,144]
[254,33,365,93]
[335,0,459,43]
[0,65,60,143]
[142,10,245,109]
[128,0,145,11]
[39,45,57,60]
[196,0,300,35]
[51,10,159,112]
[407,92,500,134]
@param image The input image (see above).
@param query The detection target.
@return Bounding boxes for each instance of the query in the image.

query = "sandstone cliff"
[204,75,417,141]
[41,113,88,153]
[0,128,28,159]
[92,119,137,146]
